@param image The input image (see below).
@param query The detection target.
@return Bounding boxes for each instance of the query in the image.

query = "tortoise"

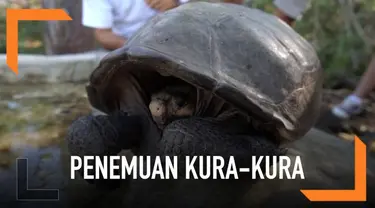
[66,2,323,208]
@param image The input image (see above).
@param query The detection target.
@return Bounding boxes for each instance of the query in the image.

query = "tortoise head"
[149,83,197,129]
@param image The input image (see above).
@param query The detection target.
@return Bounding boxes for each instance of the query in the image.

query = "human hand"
[145,0,178,12]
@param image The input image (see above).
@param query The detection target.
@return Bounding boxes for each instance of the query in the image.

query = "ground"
[318,88,375,150]
[0,82,90,206]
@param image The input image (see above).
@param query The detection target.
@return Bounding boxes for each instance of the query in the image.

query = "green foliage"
[250,0,274,12]
[18,20,45,54]
[0,10,45,54]
[251,0,375,86]
[296,0,375,83]
[0,15,5,54]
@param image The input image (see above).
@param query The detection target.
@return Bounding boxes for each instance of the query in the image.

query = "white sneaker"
[331,95,364,119]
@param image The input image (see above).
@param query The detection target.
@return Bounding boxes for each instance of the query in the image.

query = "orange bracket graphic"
[300,136,367,201]
[6,9,72,74]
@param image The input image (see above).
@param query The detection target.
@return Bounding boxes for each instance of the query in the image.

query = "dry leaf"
[338,132,355,141]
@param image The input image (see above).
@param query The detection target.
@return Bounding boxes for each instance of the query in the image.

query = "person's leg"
[332,56,375,119]
[353,56,375,98]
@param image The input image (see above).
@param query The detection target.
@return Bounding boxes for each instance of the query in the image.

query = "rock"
[243,128,375,207]
[338,132,355,141]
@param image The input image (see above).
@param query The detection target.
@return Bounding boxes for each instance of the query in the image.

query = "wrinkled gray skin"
[66,2,322,208]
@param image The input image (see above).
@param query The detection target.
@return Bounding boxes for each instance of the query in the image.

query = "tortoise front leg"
[124,117,284,208]
[65,112,145,189]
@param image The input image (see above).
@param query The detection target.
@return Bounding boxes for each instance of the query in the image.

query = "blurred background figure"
[82,0,245,51]
[82,0,190,51]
